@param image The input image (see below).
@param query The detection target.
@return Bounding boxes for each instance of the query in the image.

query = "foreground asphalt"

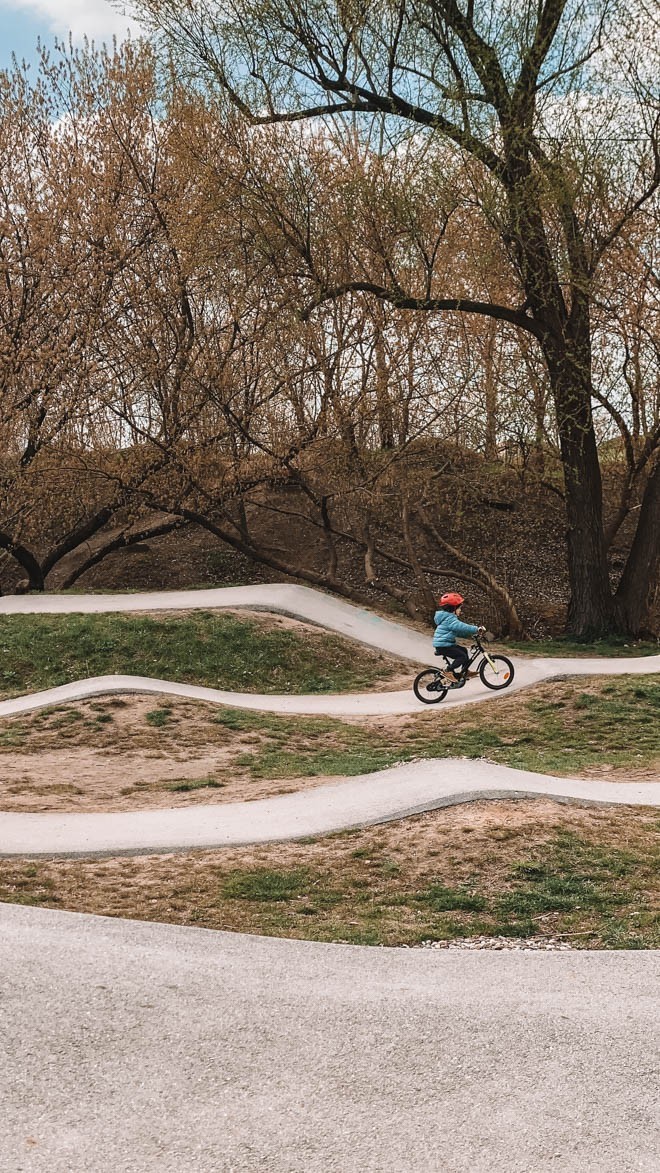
[1,904,658,1173]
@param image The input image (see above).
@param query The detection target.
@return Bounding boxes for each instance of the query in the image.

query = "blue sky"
[0,2,141,71]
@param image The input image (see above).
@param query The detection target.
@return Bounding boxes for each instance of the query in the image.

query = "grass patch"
[205,676,660,782]
[505,636,658,658]
[0,611,405,698]
[0,804,657,947]
[167,777,225,793]
[234,745,404,779]
[417,883,487,913]
[485,833,653,945]
[145,707,174,727]
[221,867,312,902]
[0,725,27,748]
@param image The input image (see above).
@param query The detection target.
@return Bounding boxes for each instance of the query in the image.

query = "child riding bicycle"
[433,592,486,682]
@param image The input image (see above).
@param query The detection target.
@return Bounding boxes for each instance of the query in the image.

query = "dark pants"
[435,644,469,674]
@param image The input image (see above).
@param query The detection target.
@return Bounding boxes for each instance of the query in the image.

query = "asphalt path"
[1,903,658,1173]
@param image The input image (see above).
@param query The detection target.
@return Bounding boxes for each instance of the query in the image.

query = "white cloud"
[7,1,141,41]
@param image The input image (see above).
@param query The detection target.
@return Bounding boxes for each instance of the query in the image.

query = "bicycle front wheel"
[413,669,448,704]
[479,655,514,690]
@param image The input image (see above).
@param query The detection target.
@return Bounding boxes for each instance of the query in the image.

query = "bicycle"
[413,633,514,704]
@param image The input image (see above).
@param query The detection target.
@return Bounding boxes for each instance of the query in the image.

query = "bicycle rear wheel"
[413,669,448,704]
[479,655,514,690]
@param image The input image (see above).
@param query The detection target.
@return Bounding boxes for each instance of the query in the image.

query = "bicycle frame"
[436,636,500,685]
[475,637,500,675]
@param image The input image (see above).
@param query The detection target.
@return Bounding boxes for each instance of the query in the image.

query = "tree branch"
[302,281,545,339]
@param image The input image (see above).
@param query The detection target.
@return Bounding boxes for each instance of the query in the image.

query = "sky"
[0,1,142,70]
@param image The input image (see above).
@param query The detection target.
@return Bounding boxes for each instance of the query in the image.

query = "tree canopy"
[0,14,658,633]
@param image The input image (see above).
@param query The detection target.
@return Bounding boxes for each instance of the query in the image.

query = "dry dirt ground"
[0,695,330,812]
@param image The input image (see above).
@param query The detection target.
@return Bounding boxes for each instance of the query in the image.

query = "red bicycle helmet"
[439,592,465,607]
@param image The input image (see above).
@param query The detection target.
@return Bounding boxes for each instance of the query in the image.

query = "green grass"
[482,833,657,946]
[0,611,401,698]
[209,828,660,946]
[416,883,488,913]
[221,867,313,902]
[145,707,174,727]
[506,636,658,657]
[206,676,660,782]
[167,777,225,793]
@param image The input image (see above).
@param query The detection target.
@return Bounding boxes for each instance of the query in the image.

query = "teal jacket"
[433,609,479,648]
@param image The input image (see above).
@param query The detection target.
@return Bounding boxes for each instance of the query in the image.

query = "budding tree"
[134,0,660,635]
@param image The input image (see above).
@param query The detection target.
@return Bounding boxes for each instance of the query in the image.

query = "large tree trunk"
[504,148,616,637]
[614,455,660,635]
[542,336,615,637]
